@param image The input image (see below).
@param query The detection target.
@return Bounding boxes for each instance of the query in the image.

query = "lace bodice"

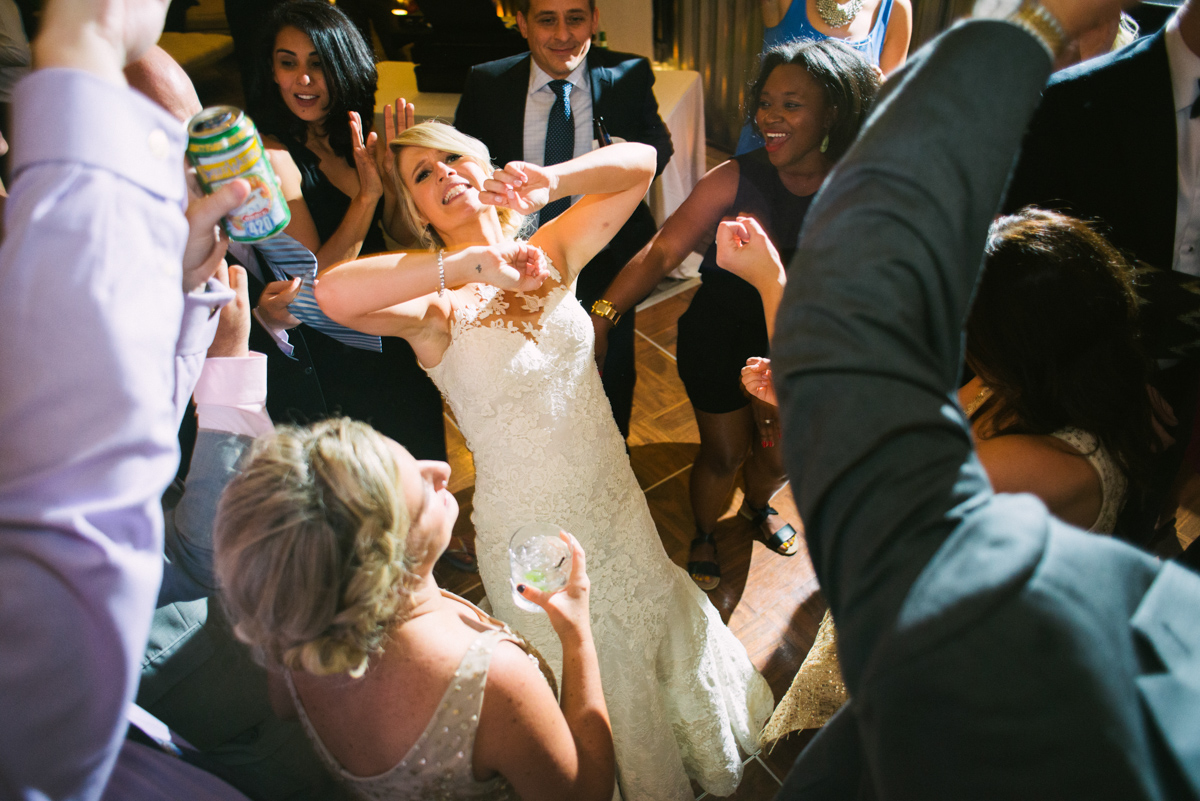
[423,254,774,800]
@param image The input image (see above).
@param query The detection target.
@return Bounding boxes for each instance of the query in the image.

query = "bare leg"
[742,396,792,543]
[689,407,757,571]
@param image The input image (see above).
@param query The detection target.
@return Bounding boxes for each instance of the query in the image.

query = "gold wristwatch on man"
[590,298,622,326]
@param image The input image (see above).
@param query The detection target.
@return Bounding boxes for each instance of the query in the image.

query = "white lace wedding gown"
[424,262,774,800]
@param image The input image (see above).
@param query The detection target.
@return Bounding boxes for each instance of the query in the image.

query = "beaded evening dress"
[423,257,774,801]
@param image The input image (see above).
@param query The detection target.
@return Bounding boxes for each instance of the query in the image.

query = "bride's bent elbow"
[312,273,351,325]
[629,142,657,180]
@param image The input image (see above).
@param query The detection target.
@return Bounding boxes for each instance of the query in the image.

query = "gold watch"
[590,298,622,325]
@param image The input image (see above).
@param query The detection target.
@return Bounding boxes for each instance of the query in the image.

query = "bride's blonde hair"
[389,121,527,250]
[213,418,425,678]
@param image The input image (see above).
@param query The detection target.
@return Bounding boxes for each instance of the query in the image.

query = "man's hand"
[183,179,250,293]
[207,261,251,358]
[480,161,555,215]
[256,277,302,331]
[1040,0,1136,41]
[34,0,171,83]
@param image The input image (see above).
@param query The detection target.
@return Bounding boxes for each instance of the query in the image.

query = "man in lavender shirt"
[0,0,252,798]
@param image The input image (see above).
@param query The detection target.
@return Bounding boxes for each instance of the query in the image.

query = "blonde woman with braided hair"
[213,418,614,801]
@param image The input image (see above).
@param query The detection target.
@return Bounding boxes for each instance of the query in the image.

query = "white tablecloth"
[374,62,705,224]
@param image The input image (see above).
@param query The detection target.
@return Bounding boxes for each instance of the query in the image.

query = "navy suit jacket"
[454,47,673,281]
[775,21,1200,800]
[1005,30,1177,270]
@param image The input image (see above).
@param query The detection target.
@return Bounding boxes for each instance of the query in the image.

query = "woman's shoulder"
[976,432,1104,526]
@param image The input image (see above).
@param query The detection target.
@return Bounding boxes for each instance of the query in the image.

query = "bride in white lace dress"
[317,122,773,800]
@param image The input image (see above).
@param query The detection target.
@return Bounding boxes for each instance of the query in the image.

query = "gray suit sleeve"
[158,430,253,606]
[773,21,1052,685]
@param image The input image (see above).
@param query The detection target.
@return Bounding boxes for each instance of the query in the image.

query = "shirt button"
[147,129,171,161]
[304,366,314,375]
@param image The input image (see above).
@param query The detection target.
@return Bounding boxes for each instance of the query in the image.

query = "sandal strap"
[687,560,721,578]
[739,502,780,527]
[762,523,798,554]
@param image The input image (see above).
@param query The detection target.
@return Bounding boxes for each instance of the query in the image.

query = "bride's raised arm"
[483,142,656,284]
[314,241,548,334]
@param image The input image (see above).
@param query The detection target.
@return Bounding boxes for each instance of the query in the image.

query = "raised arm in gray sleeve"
[772,20,1053,686]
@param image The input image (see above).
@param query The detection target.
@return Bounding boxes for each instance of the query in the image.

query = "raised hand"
[256,277,302,330]
[349,111,383,202]
[372,97,415,198]
[36,0,171,80]
[480,161,555,215]
[715,216,785,292]
[741,356,778,407]
[517,531,592,636]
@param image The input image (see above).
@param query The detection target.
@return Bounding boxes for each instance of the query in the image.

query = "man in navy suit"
[1005,0,1196,275]
[454,0,673,438]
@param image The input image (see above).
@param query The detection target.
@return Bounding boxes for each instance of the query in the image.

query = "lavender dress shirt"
[0,68,202,800]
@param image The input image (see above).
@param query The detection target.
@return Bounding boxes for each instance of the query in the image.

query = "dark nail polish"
[516,584,526,594]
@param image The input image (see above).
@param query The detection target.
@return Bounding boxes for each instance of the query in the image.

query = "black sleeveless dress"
[675,148,815,414]
[258,141,446,460]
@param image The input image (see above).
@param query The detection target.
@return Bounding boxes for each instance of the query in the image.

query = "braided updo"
[214,418,425,677]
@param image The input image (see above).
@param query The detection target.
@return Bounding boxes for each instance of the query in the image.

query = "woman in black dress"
[592,40,878,589]
[244,1,458,560]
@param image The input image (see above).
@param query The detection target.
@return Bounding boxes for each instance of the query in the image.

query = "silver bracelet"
[437,249,445,297]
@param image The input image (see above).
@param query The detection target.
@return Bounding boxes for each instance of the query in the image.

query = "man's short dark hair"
[513,0,596,16]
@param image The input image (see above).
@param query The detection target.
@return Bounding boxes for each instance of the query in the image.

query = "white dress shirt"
[1166,14,1200,276]
[523,58,593,212]
[522,57,594,166]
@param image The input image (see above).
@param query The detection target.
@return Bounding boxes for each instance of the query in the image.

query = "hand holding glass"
[509,523,571,613]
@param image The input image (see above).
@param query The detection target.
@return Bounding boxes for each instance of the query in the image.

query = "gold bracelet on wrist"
[590,298,622,326]
[1008,0,1066,57]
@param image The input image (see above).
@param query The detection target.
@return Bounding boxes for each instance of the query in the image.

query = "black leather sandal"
[687,529,721,591]
[740,501,799,557]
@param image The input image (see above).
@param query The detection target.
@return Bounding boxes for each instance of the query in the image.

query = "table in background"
[374,62,705,224]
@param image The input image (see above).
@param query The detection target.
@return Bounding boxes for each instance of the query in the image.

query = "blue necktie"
[540,79,574,226]
[251,234,383,354]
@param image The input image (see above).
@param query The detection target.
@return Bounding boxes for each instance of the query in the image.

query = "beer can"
[187,106,291,242]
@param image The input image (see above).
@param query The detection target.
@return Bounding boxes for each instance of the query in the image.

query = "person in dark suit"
[771,7,1200,800]
[1005,0,1200,551]
[453,0,673,438]
[1003,3,1188,273]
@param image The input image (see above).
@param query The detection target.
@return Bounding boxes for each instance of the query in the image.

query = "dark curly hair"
[745,38,879,163]
[966,208,1157,503]
[247,1,377,167]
